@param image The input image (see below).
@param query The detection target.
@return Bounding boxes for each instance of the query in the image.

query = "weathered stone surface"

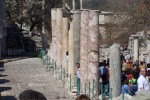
[146,40,150,63]
[88,10,99,98]
[133,90,150,100]
[132,35,140,62]
[80,9,89,92]
[62,18,68,73]
[109,43,121,97]
[68,20,74,75]
[69,10,81,86]
[56,8,63,68]
[48,8,57,60]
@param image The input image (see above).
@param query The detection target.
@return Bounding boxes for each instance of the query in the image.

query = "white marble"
[80,9,89,92]
[109,43,121,97]
[88,10,99,98]
[62,18,69,74]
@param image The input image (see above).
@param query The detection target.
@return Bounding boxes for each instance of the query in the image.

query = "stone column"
[48,8,57,59]
[80,9,89,92]
[62,18,69,74]
[68,21,74,75]
[146,40,150,63]
[72,0,75,10]
[72,10,81,70]
[109,43,121,97]
[88,10,99,98]
[68,10,81,86]
[80,0,83,9]
[132,35,139,62]
[56,8,63,68]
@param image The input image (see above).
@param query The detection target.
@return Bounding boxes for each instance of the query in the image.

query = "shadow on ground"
[0,87,12,92]
[0,79,10,84]
[0,74,7,77]
[1,96,17,100]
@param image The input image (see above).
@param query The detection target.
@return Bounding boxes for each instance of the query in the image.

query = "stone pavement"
[0,58,75,100]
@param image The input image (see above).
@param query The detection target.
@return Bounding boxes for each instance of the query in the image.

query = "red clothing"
[127,74,133,80]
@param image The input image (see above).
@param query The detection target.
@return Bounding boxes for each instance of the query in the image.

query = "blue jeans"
[77,77,80,95]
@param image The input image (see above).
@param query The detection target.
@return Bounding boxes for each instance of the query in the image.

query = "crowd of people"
[98,58,150,96]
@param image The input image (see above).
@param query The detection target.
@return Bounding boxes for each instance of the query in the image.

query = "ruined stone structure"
[48,8,100,97]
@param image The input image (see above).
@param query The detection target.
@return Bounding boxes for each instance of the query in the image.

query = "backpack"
[130,85,138,96]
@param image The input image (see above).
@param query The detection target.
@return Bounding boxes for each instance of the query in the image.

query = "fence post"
[85,83,86,94]
[70,74,72,91]
[53,61,56,78]
[61,65,62,80]
[63,68,65,88]
[88,82,90,98]
[100,82,104,100]
[92,79,94,100]
[122,93,124,100]
[109,88,112,100]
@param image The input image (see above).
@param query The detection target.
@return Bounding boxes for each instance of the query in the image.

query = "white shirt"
[76,68,80,78]
[137,75,150,91]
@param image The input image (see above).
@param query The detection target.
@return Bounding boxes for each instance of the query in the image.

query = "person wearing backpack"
[129,73,138,95]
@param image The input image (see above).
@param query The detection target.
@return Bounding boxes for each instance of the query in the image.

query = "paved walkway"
[0,58,74,100]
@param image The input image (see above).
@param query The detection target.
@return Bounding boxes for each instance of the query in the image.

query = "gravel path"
[0,58,74,100]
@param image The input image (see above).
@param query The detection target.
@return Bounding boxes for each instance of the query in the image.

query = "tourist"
[122,59,128,73]
[137,68,150,91]
[139,61,145,69]
[121,79,132,95]
[131,64,140,80]
[76,63,80,96]
[19,89,47,100]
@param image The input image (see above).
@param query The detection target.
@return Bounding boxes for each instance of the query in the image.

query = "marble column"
[109,43,121,97]
[56,8,63,68]
[68,10,81,87]
[49,8,57,59]
[72,10,81,69]
[68,21,74,75]
[62,18,69,74]
[72,0,75,10]
[146,40,150,63]
[132,35,139,62]
[80,9,89,92]
[88,10,99,98]
[80,0,83,9]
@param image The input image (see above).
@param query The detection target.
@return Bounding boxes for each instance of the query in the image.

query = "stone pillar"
[80,0,83,9]
[62,18,69,74]
[72,0,75,10]
[68,10,81,86]
[146,40,150,63]
[132,35,139,62]
[68,21,74,75]
[88,10,99,98]
[80,9,89,92]
[49,8,57,59]
[109,43,121,97]
[72,10,81,70]
[56,8,63,68]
